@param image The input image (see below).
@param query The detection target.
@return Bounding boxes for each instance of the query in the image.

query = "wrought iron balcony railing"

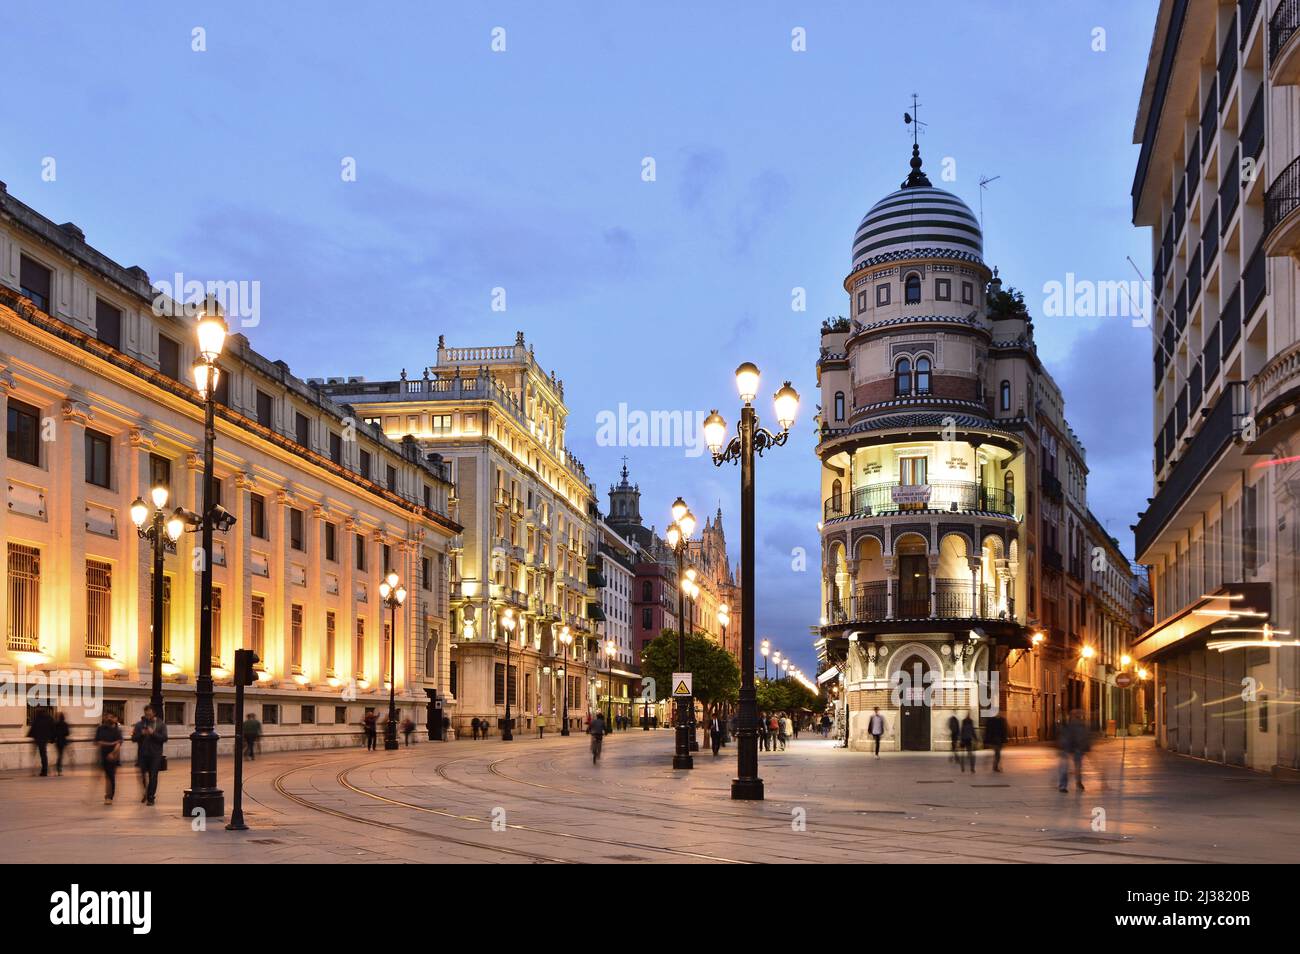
[823,480,1014,520]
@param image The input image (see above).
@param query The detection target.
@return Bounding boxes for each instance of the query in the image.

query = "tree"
[756,677,822,715]
[640,630,740,735]
[987,286,1029,322]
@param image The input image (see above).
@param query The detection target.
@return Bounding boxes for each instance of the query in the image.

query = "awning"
[587,604,607,622]
[817,667,841,685]
[1131,582,1271,663]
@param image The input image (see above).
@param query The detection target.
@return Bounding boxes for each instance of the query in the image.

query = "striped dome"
[852,173,982,271]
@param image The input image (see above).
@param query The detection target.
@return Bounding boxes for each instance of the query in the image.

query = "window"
[641,581,652,601]
[290,604,304,673]
[355,618,366,678]
[355,533,367,571]
[7,543,41,652]
[302,704,316,725]
[360,450,372,480]
[449,661,458,697]
[856,291,868,313]
[95,299,122,349]
[250,596,265,657]
[999,380,1011,412]
[262,704,280,725]
[295,412,310,448]
[255,390,273,428]
[935,278,951,301]
[165,701,186,726]
[335,705,348,724]
[1005,472,1015,507]
[834,391,845,421]
[19,255,52,311]
[326,611,337,674]
[7,399,41,466]
[250,493,266,539]
[382,544,391,575]
[329,431,343,465]
[324,522,337,562]
[423,484,433,508]
[218,703,235,725]
[494,662,506,705]
[85,559,112,657]
[149,454,171,497]
[211,586,223,662]
[158,335,180,381]
[386,464,397,492]
[84,430,112,487]
[831,478,843,510]
[422,556,432,590]
[151,573,172,662]
[904,272,922,304]
[213,365,230,407]
[962,281,974,304]
[899,456,928,486]
[290,508,305,551]
[642,608,652,630]
[895,357,912,395]
[915,356,932,394]
[876,284,891,306]
[431,414,452,435]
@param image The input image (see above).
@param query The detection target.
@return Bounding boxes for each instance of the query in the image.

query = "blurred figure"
[709,712,724,756]
[982,713,1007,772]
[867,707,885,757]
[130,704,167,806]
[242,711,262,759]
[1058,709,1090,792]
[470,716,481,741]
[53,711,71,775]
[820,713,831,738]
[958,715,976,772]
[587,711,606,764]
[363,710,378,749]
[401,717,414,746]
[947,714,960,765]
[778,713,792,751]
[536,713,547,739]
[28,707,54,776]
[757,713,769,751]
[94,712,123,805]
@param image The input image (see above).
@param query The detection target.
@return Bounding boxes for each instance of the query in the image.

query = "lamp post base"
[182,790,225,819]
[502,728,514,741]
[730,777,764,801]
[673,754,694,770]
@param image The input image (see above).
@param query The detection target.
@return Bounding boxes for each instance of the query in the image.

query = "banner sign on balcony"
[891,484,932,505]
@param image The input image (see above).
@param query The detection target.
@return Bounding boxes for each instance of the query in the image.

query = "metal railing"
[1266,154,1300,239]
[1270,0,1300,63]
[823,480,1014,520]
[826,581,1002,623]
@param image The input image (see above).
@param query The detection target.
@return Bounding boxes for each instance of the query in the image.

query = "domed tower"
[817,144,1030,753]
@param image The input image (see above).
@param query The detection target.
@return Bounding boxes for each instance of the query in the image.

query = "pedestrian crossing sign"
[672,672,693,697]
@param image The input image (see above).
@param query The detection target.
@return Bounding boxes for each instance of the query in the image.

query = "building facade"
[1131,0,1299,775]
[319,336,604,736]
[0,184,459,769]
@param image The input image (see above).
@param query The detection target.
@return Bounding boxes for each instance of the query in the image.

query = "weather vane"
[903,92,926,147]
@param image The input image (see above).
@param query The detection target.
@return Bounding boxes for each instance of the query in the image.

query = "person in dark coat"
[709,713,725,756]
[27,708,54,776]
[982,714,1008,772]
[947,714,960,764]
[130,705,168,805]
[363,711,378,750]
[401,717,415,746]
[1058,709,1091,792]
[53,711,71,775]
[470,716,481,741]
[94,712,123,804]
[958,715,977,772]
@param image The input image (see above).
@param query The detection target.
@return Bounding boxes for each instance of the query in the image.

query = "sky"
[1,1,1159,676]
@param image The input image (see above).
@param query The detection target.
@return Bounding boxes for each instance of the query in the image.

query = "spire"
[901,143,931,189]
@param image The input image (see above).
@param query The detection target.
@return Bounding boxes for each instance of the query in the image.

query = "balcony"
[825,581,1003,624]
[1042,546,1064,573]
[1040,468,1063,502]
[1265,155,1300,256]
[1270,0,1300,85]
[822,479,1014,521]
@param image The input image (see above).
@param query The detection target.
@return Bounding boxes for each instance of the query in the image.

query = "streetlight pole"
[666,499,696,770]
[184,297,233,820]
[559,625,572,736]
[500,608,516,741]
[380,571,406,750]
[130,487,183,720]
[704,364,799,801]
[761,639,770,681]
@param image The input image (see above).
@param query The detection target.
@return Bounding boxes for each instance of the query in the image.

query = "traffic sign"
[672,672,693,697]
[1115,671,1134,689]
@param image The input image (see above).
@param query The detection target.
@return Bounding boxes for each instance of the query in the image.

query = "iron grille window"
[262,704,279,725]
[302,705,315,725]
[7,399,41,466]
[251,595,265,658]
[85,559,112,657]
[7,543,41,651]
[494,662,506,705]
[211,586,222,663]
[326,611,336,675]
[150,573,172,662]
[291,604,304,674]
[335,705,347,724]
[355,618,365,678]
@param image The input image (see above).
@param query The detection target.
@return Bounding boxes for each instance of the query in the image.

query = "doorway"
[898,554,929,618]
[897,654,931,750]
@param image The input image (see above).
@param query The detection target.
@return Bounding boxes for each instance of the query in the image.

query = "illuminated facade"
[0,185,458,768]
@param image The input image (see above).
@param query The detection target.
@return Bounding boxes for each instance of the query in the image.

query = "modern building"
[597,515,641,724]
[1130,0,1299,775]
[0,183,459,769]
[318,335,604,736]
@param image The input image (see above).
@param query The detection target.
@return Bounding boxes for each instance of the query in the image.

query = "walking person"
[820,713,831,739]
[1058,708,1090,792]
[242,711,262,759]
[94,712,123,805]
[983,713,1007,772]
[536,713,547,739]
[28,706,54,777]
[401,717,414,746]
[958,715,976,773]
[470,716,480,741]
[947,714,960,764]
[130,704,168,805]
[867,706,885,758]
[757,713,769,752]
[587,711,607,764]
[363,710,378,750]
[777,713,790,751]
[53,711,71,775]
[710,712,724,756]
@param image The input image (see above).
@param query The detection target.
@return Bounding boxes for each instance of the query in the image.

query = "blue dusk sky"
[1,1,1158,675]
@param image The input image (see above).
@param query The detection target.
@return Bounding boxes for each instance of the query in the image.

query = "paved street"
[2,730,1294,864]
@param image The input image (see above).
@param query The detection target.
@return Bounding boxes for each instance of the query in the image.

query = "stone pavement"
[2,729,1295,863]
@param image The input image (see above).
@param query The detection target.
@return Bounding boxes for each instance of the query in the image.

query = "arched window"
[1004,471,1015,508]
[831,479,843,513]
[915,356,932,394]
[895,357,912,396]
[999,380,1011,411]
[834,391,845,421]
[641,581,652,601]
[904,272,922,304]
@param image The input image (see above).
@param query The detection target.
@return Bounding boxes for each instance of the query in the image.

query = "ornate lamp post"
[558,625,573,736]
[665,499,697,769]
[129,487,184,720]
[379,571,407,750]
[604,639,617,727]
[500,607,516,741]
[183,297,235,819]
[704,363,799,801]
[760,638,770,680]
[680,568,701,751]
[717,604,730,738]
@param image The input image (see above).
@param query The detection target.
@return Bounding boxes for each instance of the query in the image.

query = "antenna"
[978,175,1001,230]
[903,93,926,146]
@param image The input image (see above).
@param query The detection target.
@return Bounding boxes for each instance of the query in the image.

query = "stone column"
[884,556,896,619]
[928,553,940,618]
[60,394,93,667]
[0,365,14,666]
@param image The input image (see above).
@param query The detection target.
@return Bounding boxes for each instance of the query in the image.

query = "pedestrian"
[242,711,262,759]
[130,704,168,805]
[983,713,1007,772]
[792,717,800,740]
[53,711,71,775]
[1058,708,1090,792]
[94,712,123,805]
[867,706,885,757]
[756,713,768,751]
[587,711,607,764]
[820,713,831,739]
[363,711,378,750]
[947,714,960,763]
[769,713,782,750]
[777,713,790,751]
[28,706,54,776]
[536,713,547,739]
[958,715,976,773]
[401,717,414,746]
[470,716,480,741]
[710,712,724,756]
[442,715,451,740]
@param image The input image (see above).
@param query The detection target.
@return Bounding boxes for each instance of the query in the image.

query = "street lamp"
[760,638,770,680]
[604,638,616,727]
[705,363,800,801]
[183,295,233,819]
[130,485,184,722]
[379,571,407,750]
[666,498,697,770]
[558,625,573,736]
[499,607,517,741]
